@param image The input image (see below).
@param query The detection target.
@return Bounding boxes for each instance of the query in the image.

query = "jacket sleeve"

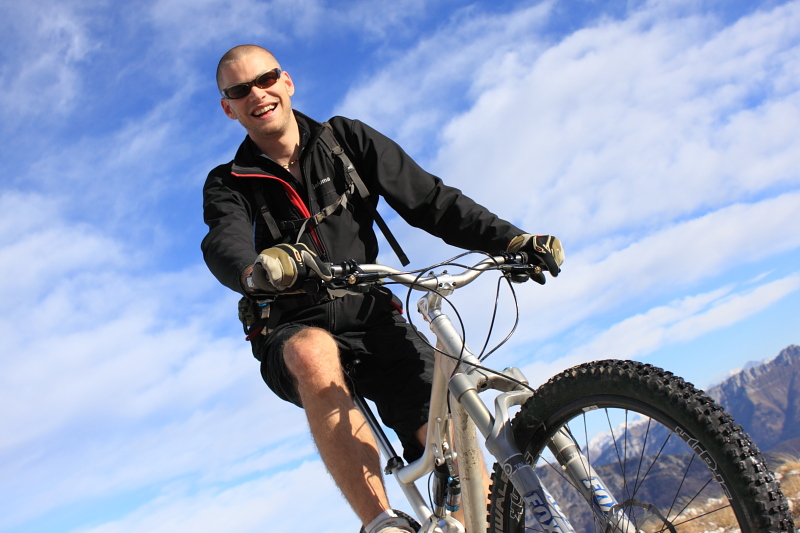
[201,164,259,295]
[329,117,523,254]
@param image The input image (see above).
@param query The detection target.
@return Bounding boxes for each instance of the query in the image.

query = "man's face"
[218,51,295,141]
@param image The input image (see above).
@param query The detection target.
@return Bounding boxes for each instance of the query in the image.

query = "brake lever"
[322,267,386,296]
[500,252,543,284]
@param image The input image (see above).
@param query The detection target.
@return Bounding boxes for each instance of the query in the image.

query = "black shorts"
[257,292,435,462]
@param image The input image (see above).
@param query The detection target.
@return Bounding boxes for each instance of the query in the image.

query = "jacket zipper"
[328,296,336,334]
[277,163,328,258]
[300,131,330,262]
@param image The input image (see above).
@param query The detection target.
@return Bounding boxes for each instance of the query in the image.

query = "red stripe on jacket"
[231,172,323,250]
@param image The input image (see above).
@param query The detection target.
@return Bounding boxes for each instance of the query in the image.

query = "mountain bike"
[321,252,794,533]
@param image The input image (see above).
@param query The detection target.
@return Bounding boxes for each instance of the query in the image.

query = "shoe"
[374,526,414,533]
[363,510,417,533]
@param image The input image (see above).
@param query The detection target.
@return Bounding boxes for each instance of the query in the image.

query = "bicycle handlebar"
[324,252,541,294]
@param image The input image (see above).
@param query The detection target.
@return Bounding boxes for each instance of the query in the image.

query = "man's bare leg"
[283,327,389,525]
[284,326,490,528]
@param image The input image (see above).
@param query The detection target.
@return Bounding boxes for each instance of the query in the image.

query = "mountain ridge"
[705,344,800,455]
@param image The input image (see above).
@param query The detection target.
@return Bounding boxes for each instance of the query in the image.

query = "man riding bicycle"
[201,44,563,533]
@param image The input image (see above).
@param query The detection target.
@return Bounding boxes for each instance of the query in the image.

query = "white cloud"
[0,191,317,528]
[76,460,360,533]
[569,273,800,363]
[148,0,312,50]
[147,0,444,55]
[337,0,449,40]
[431,1,800,244]
[519,273,800,388]
[9,84,232,266]
[334,1,555,155]
[503,191,800,345]
[0,1,96,122]
[0,192,122,305]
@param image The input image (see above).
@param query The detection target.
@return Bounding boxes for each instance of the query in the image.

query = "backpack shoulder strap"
[320,122,410,266]
[249,181,283,242]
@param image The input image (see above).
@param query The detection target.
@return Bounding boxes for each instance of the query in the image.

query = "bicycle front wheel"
[487,360,793,533]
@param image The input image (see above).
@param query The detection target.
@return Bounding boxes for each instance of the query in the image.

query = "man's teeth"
[254,104,276,117]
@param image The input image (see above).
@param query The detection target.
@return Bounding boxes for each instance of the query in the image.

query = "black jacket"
[201,111,523,295]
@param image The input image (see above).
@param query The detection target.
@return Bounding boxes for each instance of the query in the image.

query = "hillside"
[706,344,800,456]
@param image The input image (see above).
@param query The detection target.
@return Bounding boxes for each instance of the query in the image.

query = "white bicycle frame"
[342,258,639,533]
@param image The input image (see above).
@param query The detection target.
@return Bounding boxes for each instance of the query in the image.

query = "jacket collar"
[232,110,320,170]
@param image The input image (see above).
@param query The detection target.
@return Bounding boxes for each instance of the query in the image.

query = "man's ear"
[220,98,238,120]
[282,71,295,97]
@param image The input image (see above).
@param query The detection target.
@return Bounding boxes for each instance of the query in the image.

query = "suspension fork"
[547,429,642,532]
[451,376,576,533]
[418,285,576,533]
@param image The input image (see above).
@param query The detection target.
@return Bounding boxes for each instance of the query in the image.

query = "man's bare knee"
[283,327,341,384]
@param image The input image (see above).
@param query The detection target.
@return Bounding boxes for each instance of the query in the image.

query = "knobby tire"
[487,360,794,533]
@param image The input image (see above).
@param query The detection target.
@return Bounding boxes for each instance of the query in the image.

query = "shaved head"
[216,45,279,90]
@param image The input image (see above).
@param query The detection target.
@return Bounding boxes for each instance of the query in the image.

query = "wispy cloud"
[520,272,800,388]
[399,187,800,351]
[76,460,358,533]
[334,1,556,156]
[146,0,446,54]
[568,274,800,362]
[0,192,314,528]
[431,0,800,244]
[0,1,96,124]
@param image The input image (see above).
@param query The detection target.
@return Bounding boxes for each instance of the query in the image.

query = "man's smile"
[252,103,277,117]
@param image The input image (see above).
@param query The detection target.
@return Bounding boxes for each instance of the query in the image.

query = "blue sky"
[1,0,799,531]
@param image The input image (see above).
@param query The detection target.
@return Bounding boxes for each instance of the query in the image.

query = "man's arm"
[329,117,524,255]
[201,166,260,294]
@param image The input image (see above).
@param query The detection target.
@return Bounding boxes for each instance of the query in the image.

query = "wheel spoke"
[664,452,695,525]
[669,476,715,526]
[631,417,651,495]
[668,501,734,530]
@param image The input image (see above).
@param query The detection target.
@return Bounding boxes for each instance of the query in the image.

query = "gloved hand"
[250,243,332,292]
[507,234,565,284]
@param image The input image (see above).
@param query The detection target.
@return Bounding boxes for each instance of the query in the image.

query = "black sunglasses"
[221,68,283,99]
